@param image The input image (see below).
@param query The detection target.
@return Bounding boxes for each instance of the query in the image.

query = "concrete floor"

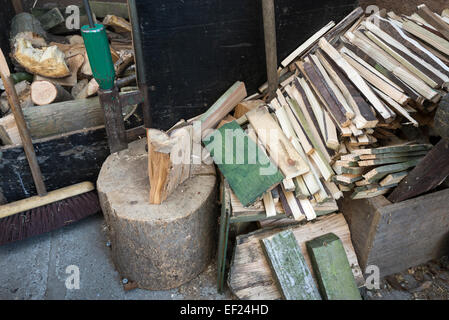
[0,213,230,300]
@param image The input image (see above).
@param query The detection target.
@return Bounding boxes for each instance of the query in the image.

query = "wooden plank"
[376,18,449,78]
[0,126,110,202]
[246,106,309,179]
[200,81,247,138]
[324,7,364,44]
[379,171,408,187]
[340,189,449,277]
[262,191,276,218]
[318,38,393,121]
[298,60,349,127]
[363,158,422,183]
[402,20,449,56]
[353,144,432,155]
[371,87,418,126]
[359,150,428,160]
[341,48,410,105]
[315,50,378,129]
[358,155,423,167]
[203,121,284,206]
[307,233,362,300]
[227,213,364,300]
[346,31,440,102]
[388,139,449,203]
[281,21,335,67]
[363,28,442,89]
[261,230,321,300]
[365,19,449,87]
[418,4,449,41]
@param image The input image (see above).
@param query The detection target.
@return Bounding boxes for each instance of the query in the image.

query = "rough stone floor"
[0,213,448,300]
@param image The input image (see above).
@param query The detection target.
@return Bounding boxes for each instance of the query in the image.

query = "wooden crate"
[340,188,449,277]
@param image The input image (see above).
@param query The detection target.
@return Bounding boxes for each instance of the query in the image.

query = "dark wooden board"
[0,127,110,202]
[388,139,449,203]
[302,60,348,126]
[133,0,358,129]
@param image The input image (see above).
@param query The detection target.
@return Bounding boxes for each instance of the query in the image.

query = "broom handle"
[0,49,47,196]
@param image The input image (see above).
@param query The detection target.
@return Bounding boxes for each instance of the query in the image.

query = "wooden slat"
[318,38,394,121]
[402,20,449,56]
[281,21,336,67]
[246,106,309,179]
[418,4,449,41]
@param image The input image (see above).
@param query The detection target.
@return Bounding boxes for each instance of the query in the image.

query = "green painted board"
[203,121,284,207]
[306,233,362,300]
[261,230,321,300]
[363,158,422,183]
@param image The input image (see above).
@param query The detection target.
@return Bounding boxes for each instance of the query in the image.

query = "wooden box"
[340,189,449,277]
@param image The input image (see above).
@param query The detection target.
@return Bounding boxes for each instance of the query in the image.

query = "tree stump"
[97,139,218,290]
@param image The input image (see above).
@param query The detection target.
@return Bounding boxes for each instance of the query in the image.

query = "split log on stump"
[31,80,73,105]
[13,38,70,78]
[97,139,217,290]
[147,127,192,204]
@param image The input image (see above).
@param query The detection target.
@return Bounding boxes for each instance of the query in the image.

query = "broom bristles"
[0,191,101,246]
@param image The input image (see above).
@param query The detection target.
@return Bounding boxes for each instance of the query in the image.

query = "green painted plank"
[355,144,432,155]
[306,233,362,300]
[261,230,321,300]
[203,121,284,207]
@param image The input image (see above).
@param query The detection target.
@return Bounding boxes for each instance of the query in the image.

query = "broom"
[0,49,101,246]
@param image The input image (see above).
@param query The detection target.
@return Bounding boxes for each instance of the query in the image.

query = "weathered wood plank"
[306,233,362,300]
[388,139,449,203]
[261,230,321,300]
[341,189,449,277]
[246,106,309,179]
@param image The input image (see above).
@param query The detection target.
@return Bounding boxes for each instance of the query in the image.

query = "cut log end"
[31,80,73,105]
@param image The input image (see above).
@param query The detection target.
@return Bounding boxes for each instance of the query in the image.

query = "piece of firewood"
[234,99,265,118]
[71,79,89,100]
[31,80,73,105]
[103,15,132,33]
[200,81,247,138]
[87,78,100,97]
[34,54,85,87]
[37,8,65,31]
[10,12,47,46]
[147,127,192,205]
[12,38,70,78]
[418,4,449,41]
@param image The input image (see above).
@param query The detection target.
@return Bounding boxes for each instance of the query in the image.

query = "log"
[34,54,85,87]
[103,14,132,33]
[37,8,65,31]
[31,80,73,105]
[10,12,47,44]
[98,139,217,290]
[13,38,70,78]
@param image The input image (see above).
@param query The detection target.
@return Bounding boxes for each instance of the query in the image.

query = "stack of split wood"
[0,4,136,146]
[196,4,449,223]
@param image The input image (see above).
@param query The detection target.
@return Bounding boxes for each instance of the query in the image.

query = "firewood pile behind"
[194,5,449,223]
[0,6,136,145]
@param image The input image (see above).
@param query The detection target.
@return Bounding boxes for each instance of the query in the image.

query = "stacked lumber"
[229,5,449,212]
[0,8,136,145]
[332,143,431,199]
